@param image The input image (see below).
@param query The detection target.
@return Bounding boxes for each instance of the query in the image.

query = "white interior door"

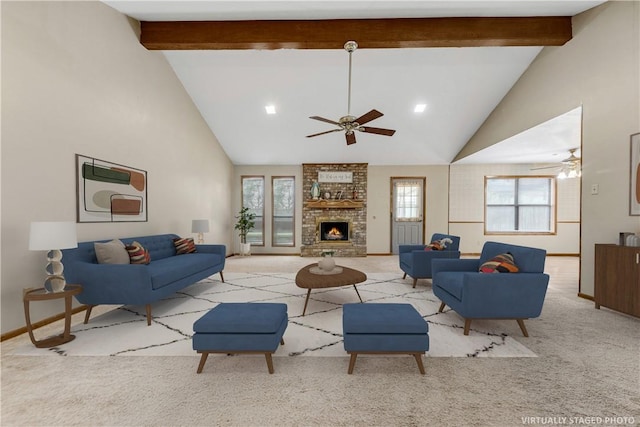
[391,178,425,254]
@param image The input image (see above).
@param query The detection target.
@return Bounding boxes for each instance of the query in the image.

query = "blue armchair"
[399,233,461,288]
[432,241,549,336]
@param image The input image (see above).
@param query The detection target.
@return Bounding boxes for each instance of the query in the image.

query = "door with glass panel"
[391,178,425,254]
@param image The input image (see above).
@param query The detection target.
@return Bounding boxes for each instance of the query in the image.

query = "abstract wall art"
[631,133,640,216]
[76,154,148,223]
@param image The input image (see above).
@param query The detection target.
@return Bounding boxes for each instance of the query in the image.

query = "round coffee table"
[295,263,367,316]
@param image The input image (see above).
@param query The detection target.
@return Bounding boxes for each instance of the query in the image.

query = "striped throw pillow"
[479,252,519,273]
[173,237,197,255]
[125,241,151,265]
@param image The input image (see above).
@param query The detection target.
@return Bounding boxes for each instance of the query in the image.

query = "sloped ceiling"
[103,1,603,165]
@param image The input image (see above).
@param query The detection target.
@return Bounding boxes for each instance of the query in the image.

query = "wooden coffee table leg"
[353,285,363,303]
[302,289,312,316]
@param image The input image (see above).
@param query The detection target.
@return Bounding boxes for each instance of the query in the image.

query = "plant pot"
[239,242,251,256]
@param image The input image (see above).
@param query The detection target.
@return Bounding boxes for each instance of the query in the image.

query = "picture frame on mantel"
[630,133,640,216]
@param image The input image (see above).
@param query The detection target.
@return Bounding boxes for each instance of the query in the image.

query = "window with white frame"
[241,176,264,245]
[394,180,422,221]
[272,176,295,247]
[485,176,556,234]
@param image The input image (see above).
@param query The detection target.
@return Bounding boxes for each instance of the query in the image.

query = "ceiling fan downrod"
[344,41,358,119]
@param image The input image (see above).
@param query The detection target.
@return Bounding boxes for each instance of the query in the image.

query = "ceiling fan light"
[557,170,568,179]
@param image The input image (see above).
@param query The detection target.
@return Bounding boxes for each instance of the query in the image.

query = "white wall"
[1,2,234,333]
[367,165,450,253]
[449,163,580,254]
[455,1,640,295]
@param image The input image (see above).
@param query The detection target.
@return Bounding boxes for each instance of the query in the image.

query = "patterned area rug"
[13,272,536,358]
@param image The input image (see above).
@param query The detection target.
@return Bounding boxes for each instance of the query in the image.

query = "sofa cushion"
[173,237,197,255]
[479,252,519,273]
[147,253,222,289]
[125,241,151,265]
[94,239,129,264]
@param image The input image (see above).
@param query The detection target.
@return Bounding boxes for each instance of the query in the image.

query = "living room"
[2,1,639,426]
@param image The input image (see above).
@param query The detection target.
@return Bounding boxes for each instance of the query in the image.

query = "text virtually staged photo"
[2,1,639,426]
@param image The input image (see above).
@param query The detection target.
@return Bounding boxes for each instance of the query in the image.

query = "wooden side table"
[23,284,82,348]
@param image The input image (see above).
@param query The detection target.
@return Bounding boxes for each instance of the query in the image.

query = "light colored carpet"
[8,271,535,358]
[2,256,639,427]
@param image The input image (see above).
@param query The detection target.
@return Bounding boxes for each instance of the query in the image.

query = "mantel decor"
[76,154,147,223]
[630,132,640,216]
[318,171,353,183]
[304,199,364,209]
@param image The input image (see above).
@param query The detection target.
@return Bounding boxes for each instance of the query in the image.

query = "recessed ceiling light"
[414,104,427,113]
[265,105,276,115]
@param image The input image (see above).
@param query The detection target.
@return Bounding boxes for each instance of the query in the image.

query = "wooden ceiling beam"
[140,16,572,50]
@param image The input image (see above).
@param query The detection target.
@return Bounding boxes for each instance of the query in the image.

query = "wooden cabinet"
[594,244,640,317]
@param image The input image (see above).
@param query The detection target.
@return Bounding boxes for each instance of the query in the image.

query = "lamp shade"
[191,219,210,233]
[29,221,78,251]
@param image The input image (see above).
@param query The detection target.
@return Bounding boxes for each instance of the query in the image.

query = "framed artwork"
[76,154,148,222]
[631,133,640,216]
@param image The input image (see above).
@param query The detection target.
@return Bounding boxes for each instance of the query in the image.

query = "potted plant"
[234,207,256,256]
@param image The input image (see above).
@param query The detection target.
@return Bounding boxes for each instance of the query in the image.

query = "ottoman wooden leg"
[197,352,209,374]
[413,353,426,375]
[265,353,274,374]
[348,353,358,374]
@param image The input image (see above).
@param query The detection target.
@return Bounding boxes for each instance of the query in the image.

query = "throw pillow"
[173,237,197,255]
[125,241,151,265]
[479,252,519,273]
[424,241,443,251]
[94,239,130,264]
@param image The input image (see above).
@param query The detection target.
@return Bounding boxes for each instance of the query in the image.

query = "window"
[394,180,422,221]
[272,176,295,247]
[485,176,556,234]
[241,176,264,245]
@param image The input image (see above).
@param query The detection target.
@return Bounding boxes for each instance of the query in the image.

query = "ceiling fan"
[306,41,396,145]
[531,148,581,178]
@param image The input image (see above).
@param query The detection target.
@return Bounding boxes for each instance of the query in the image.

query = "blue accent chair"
[399,233,461,288]
[432,241,550,337]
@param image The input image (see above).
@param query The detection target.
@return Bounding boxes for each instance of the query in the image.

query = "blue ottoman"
[193,303,288,374]
[343,303,429,374]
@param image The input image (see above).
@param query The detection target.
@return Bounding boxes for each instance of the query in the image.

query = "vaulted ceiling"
[103,1,603,166]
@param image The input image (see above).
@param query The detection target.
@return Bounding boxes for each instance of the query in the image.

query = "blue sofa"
[399,233,461,288]
[431,241,549,336]
[62,234,226,325]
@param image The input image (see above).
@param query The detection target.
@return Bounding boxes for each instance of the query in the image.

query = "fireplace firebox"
[319,220,350,242]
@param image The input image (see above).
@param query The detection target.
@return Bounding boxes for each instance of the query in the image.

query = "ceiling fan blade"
[346,132,357,145]
[360,126,396,136]
[306,128,342,138]
[309,116,340,125]
[354,109,383,125]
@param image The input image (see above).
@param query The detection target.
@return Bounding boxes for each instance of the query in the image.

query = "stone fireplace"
[301,163,367,257]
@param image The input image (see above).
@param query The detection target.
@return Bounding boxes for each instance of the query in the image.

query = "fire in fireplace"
[319,221,350,242]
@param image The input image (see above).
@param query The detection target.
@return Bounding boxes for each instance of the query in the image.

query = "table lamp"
[192,219,210,244]
[29,221,78,292]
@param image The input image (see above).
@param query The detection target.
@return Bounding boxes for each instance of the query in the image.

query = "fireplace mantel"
[304,199,364,209]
